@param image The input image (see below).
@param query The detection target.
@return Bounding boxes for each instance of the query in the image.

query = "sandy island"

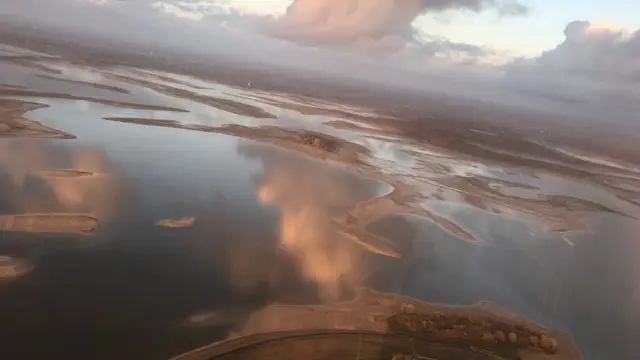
[0,98,76,139]
[107,74,277,119]
[0,255,33,280]
[0,86,187,112]
[0,213,99,234]
[156,216,196,228]
[30,169,97,179]
[172,288,581,360]
[36,74,131,94]
[100,119,371,166]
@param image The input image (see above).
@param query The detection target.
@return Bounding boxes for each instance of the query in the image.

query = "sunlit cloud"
[587,20,626,35]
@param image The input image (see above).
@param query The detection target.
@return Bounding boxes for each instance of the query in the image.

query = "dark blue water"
[0,66,638,360]
[0,99,397,359]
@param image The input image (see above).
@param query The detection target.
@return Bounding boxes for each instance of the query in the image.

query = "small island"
[172,288,581,360]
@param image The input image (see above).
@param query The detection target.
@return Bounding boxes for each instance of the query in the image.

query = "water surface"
[0,45,638,360]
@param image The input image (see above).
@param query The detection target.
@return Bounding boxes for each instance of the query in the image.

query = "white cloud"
[270,0,528,47]
[152,2,205,20]
[508,20,640,82]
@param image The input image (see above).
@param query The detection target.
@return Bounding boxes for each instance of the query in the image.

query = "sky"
[418,0,640,57]
[2,0,640,94]
[214,0,640,57]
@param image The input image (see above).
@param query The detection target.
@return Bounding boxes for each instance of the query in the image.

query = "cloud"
[508,20,640,82]
[496,1,527,17]
[152,2,206,20]
[0,0,512,67]
[415,35,494,61]
[271,0,528,46]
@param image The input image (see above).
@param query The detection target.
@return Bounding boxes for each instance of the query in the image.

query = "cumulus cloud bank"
[510,21,640,82]
[0,0,524,63]
[273,0,528,47]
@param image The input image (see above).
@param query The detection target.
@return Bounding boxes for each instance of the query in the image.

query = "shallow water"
[0,46,638,360]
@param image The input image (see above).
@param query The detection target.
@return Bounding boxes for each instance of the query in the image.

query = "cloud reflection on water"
[240,142,394,301]
[0,139,122,220]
